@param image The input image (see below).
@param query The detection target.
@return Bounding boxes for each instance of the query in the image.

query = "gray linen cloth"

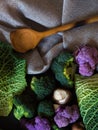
[0,0,98,74]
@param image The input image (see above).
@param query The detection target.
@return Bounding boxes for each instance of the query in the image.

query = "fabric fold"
[63,22,98,51]
[62,0,98,51]
[19,34,63,74]
[0,0,98,74]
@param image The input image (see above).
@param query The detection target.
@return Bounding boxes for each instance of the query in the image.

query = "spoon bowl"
[10,29,42,53]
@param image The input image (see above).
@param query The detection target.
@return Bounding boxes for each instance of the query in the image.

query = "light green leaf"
[75,74,98,130]
[0,42,27,116]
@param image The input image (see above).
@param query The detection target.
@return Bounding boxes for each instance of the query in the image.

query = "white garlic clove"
[53,88,72,105]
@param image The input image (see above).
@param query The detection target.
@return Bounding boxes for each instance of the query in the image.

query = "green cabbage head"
[0,42,27,116]
[75,74,98,130]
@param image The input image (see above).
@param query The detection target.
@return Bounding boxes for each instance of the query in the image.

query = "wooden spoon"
[10,16,98,53]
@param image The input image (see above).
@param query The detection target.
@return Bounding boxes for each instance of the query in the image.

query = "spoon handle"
[42,16,98,38]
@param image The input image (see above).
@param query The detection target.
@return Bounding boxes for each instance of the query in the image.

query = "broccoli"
[31,76,56,100]
[38,99,55,118]
[13,94,37,120]
[0,42,27,116]
[51,51,75,88]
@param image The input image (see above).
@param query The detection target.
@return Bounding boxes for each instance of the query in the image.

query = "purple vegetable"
[20,118,35,130]
[75,46,98,76]
[54,105,80,128]
[34,116,51,130]
[20,116,51,130]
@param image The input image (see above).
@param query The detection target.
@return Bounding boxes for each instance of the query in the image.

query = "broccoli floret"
[13,94,37,120]
[51,51,75,88]
[38,99,55,118]
[31,76,55,100]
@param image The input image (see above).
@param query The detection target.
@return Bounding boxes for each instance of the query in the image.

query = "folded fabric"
[0,0,98,74]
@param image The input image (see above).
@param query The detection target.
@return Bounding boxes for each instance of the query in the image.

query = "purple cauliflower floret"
[75,46,98,76]
[34,116,51,130]
[20,116,51,130]
[20,118,35,130]
[54,105,80,128]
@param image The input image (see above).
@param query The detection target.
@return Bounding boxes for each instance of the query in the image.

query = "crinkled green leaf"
[0,42,27,116]
[75,74,98,130]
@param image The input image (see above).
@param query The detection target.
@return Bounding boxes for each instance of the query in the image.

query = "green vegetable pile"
[75,74,98,130]
[0,42,98,130]
[0,42,27,116]
[13,75,56,120]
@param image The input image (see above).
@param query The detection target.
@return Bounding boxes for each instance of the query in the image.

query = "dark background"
[0,111,23,130]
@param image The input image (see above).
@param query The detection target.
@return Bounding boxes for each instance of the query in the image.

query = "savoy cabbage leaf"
[75,74,98,130]
[0,42,27,116]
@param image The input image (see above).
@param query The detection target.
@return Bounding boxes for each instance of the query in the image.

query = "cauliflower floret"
[75,46,98,76]
[54,105,80,128]
[20,116,51,130]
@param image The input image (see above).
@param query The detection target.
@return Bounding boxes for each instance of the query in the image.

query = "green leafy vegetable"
[0,42,27,116]
[13,94,37,120]
[38,99,55,118]
[31,76,55,100]
[75,74,98,130]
